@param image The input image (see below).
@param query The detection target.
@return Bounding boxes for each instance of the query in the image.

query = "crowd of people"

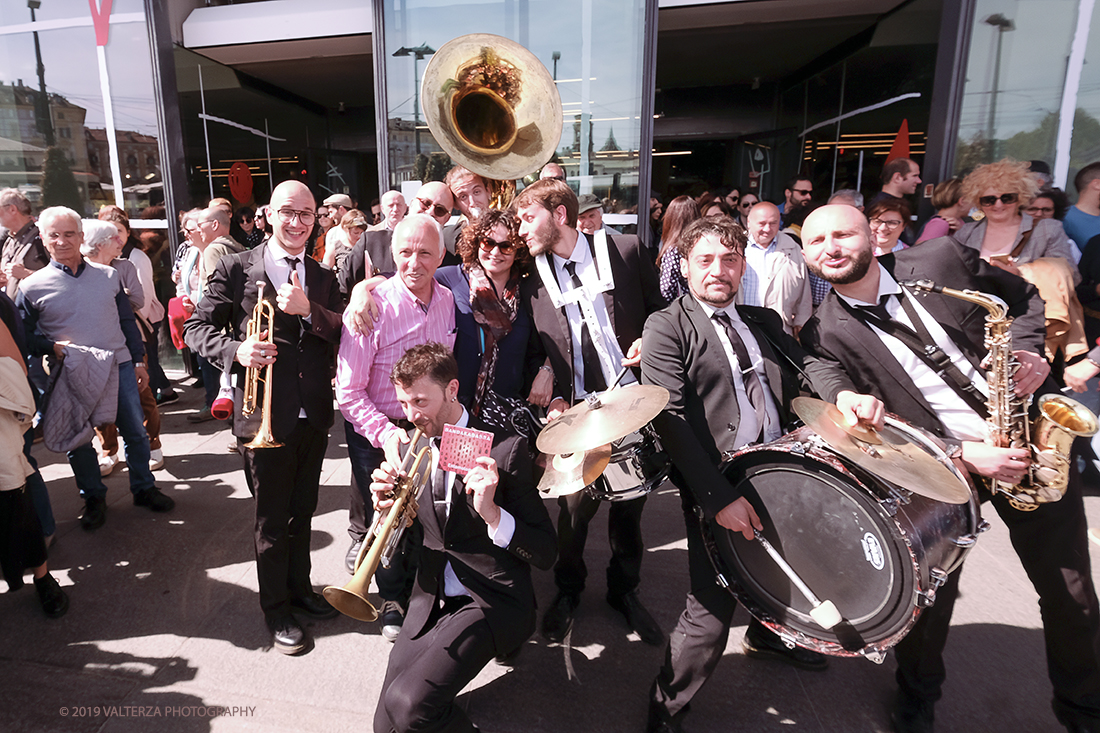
[4,151,1100,733]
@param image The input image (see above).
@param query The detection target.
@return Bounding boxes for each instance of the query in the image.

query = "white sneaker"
[149,448,165,471]
[99,453,120,477]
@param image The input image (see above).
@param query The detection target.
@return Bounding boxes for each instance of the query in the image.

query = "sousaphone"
[421,33,564,206]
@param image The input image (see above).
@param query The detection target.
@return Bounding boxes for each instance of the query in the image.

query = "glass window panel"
[381,0,647,214]
[1067,0,1100,191]
[955,0,1078,171]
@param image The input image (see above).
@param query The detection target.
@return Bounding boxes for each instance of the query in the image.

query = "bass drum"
[705,418,983,662]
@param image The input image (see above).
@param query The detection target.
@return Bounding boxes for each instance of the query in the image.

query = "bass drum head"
[718,450,916,652]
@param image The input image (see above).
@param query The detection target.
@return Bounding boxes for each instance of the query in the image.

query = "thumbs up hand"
[277,270,310,316]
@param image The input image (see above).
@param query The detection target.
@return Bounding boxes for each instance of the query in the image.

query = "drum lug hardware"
[862,650,886,665]
[715,573,730,589]
[929,567,948,588]
[977,519,991,534]
[778,632,798,649]
[952,533,978,548]
[916,590,936,608]
[882,498,899,517]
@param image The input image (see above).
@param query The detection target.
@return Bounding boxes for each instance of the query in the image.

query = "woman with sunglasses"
[955,159,1078,276]
[230,207,264,249]
[433,209,540,415]
[866,198,911,256]
[736,192,759,227]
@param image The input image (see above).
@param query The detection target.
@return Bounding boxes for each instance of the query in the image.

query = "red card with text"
[439,424,494,475]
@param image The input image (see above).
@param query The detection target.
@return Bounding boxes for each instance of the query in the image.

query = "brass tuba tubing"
[323,429,432,622]
[243,281,283,449]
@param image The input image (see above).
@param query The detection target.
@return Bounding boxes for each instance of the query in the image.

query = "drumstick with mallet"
[752,529,843,630]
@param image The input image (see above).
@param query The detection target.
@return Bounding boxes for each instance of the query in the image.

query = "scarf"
[467,264,520,415]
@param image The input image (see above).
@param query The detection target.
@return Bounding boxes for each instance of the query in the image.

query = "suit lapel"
[683,297,738,389]
[535,254,574,362]
[737,306,787,406]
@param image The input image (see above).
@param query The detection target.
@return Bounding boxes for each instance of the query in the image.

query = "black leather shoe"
[291,592,339,620]
[34,574,69,619]
[345,538,364,575]
[608,592,665,646]
[742,629,828,671]
[646,701,682,733]
[541,592,579,643]
[891,691,934,733]
[133,487,175,512]
[267,614,307,655]
[80,497,107,531]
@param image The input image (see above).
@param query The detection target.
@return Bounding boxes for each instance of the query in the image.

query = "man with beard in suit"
[370,342,556,733]
[641,216,882,732]
[513,178,666,646]
[799,204,1100,733]
[184,179,345,655]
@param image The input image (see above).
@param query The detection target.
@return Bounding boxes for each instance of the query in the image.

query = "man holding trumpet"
[370,343,555,733]
[184,180,345,655]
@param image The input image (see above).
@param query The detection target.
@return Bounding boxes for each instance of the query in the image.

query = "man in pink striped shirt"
[336,213,456,641]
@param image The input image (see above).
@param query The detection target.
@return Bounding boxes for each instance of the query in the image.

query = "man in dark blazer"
[371,343,556,733]
[799,204,1100,733]
[641,217,881,733]
[340,228,394,295]
[513,178,667,645]
[184,180,345,655]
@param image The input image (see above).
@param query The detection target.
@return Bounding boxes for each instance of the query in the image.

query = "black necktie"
[563,261,607,394]
[284,257,301,284]
[859,293,894,322]
[713,311,766,442]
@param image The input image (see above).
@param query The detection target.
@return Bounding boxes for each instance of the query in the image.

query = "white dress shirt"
[551,233,633,397]
[836,263,990,441]
[430,409,516,598]
[695,297,783,449]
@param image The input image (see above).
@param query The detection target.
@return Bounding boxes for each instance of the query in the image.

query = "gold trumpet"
[243,281,282,449]
[323,429,431,622]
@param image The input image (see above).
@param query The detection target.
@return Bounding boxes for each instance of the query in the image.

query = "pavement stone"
[1,377,1093,732]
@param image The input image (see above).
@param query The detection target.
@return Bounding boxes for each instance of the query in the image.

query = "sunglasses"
[479,238,516,254]
[1026,205,1055,215]
[978,193,1019,207]
[416,198,450,219]
[740,200,756,209]
[791,188,813,196]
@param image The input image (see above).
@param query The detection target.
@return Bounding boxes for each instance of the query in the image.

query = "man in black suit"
[799,204,1100,733]
[641,217,882,733]
[514,178,667,645]
[370,343,556,733]
[184,180,345,655]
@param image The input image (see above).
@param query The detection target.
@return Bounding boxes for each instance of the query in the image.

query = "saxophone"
[903,279,1098,511]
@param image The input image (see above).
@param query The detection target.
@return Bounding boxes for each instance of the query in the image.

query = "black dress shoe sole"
[291,601,339,620]
[273,637,308,655]
[741,638,829,671]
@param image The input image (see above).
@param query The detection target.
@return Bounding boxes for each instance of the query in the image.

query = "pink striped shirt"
[336,276,456,447]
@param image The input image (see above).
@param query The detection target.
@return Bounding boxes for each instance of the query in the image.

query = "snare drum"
[705,417,984,662]
[586,424,670,502]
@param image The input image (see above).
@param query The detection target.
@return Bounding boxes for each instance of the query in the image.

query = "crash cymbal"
[538,445,612,498]
[535,385,670,455]
[792,397,971,504]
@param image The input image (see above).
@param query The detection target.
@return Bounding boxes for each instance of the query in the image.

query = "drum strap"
[846,294,990,419]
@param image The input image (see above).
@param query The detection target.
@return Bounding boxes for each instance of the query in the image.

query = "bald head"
[267,180,315,255]
[380,190,406,229]
[746,202,781,246]
[800,204,875,289]
[540,163,565,181]
[413,182,455,226]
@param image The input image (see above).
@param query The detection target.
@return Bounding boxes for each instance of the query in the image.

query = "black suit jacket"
[521,231,666,403]
[182,244,344,441]
[340,229,394,296]
[642,298,856,518]
[404,417,556,655]
[799,236,1046,438]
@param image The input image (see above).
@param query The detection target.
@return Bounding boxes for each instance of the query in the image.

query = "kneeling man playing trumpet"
[370,342,556,733]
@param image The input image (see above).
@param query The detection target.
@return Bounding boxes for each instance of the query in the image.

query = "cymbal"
[535,385,670,455]
[538,445,612,498]
[792,397,971,504]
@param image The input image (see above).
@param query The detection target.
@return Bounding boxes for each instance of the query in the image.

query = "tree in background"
[41,146,83,213]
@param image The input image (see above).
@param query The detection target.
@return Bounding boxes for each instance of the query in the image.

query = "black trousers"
[242,419,327,620]
[553,486,645,598]
[895,465,1100,726]
[374,598,495,733]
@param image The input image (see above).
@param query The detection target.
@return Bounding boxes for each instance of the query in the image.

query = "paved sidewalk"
[1,379,1095,732]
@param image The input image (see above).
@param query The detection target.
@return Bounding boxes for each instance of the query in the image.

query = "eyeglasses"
[869,217,904,231]
[1026,205,1055,215]
[791,188,813,196]
[740,200,756,209]
[275,208,316,225]
[479,238,516,254]
[978,193,1019,207]
[727,196,740,205]
[416,198,450,219]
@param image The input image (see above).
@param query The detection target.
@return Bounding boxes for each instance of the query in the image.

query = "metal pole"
[265,119,273,191]
[198,65,214,201]
[413,55,421,155]
[987,27,1004,159]
[30,4,55,147]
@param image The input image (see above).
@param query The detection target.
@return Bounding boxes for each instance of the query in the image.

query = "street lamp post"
[392,43,436,155]
[984,13,1015,161]
[29,0,55,147]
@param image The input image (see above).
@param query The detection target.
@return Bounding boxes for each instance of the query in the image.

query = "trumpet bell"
[422,33,563,182]
[322,585,379,623]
